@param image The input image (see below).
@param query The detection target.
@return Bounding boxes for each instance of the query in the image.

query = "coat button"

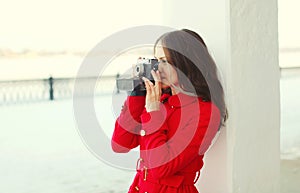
[140,129,146,136]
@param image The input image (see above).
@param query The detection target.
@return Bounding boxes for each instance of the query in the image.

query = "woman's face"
[154,43,179,89]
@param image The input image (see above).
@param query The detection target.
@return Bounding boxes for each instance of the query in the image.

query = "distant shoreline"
[280,67,300,77]
[0,47,154,58]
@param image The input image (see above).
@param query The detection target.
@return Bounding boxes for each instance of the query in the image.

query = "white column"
[162,0,280,193]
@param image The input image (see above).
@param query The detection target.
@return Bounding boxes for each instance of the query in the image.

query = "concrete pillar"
[162,0,280,193]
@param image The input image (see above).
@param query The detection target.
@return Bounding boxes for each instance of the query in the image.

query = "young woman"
[111,29,228,193]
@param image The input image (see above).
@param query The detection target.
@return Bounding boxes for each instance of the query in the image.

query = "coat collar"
[161,92,201,107]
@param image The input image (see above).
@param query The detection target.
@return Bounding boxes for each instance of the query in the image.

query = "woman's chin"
[161,83,170,89]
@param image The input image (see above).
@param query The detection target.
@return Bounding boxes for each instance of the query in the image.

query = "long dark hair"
[155,29,228,125]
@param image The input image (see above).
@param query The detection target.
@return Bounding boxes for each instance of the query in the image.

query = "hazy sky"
[0,0,163,51]
[278,0,300,48]
[0,0,299,51]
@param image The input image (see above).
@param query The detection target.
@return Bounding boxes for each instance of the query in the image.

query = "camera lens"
[153,61,159,72]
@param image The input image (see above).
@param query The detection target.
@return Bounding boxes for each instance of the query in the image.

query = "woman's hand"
[142,70,162,112]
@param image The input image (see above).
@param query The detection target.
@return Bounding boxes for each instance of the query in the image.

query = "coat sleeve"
[140,102,221,178]
[111,96,145,153]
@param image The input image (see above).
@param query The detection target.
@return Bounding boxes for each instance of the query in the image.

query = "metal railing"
[1,66,299,105]
[0,75,119,105]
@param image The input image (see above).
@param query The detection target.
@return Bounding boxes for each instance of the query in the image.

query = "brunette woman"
[112,29,228,193]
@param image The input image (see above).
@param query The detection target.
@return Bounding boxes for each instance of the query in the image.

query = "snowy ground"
[0,76,299,193]
[0,93,135,193]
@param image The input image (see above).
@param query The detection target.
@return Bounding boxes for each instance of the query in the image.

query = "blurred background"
[0,0,299,193]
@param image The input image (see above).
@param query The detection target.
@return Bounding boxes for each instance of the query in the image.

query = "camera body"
[116,58,159,91]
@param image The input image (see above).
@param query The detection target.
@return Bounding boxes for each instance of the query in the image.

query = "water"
[280,74,300,159]
[0,55,83,81]
[0,96,135,193]
[0,50,153,81]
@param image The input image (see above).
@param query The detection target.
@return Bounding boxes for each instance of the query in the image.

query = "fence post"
[116,73,120,94]
[49,76,54,100]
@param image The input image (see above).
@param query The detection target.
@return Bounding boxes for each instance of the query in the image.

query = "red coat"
[112,92,221,193]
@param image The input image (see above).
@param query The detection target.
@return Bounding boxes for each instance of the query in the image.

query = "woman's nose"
[158,62,164,72]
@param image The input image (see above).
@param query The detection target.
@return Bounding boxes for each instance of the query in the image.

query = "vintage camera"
[116,58,159,91]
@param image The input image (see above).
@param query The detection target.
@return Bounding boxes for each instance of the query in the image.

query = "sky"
[0,0,163,51]
[278,0,300,49]
[0,0,299,51]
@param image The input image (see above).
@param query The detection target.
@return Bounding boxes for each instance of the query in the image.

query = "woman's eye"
[161,60,167,63]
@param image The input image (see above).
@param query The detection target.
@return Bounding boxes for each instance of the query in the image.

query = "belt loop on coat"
[194,170,200,184]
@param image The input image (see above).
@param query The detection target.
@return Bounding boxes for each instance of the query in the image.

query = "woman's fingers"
[142,77,153,94]
[151,70,162,95]
[142,75,161,112]
[151,70,161,82]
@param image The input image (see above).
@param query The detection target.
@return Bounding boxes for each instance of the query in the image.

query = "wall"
[162,0,280,192]
[228,0,280,192]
